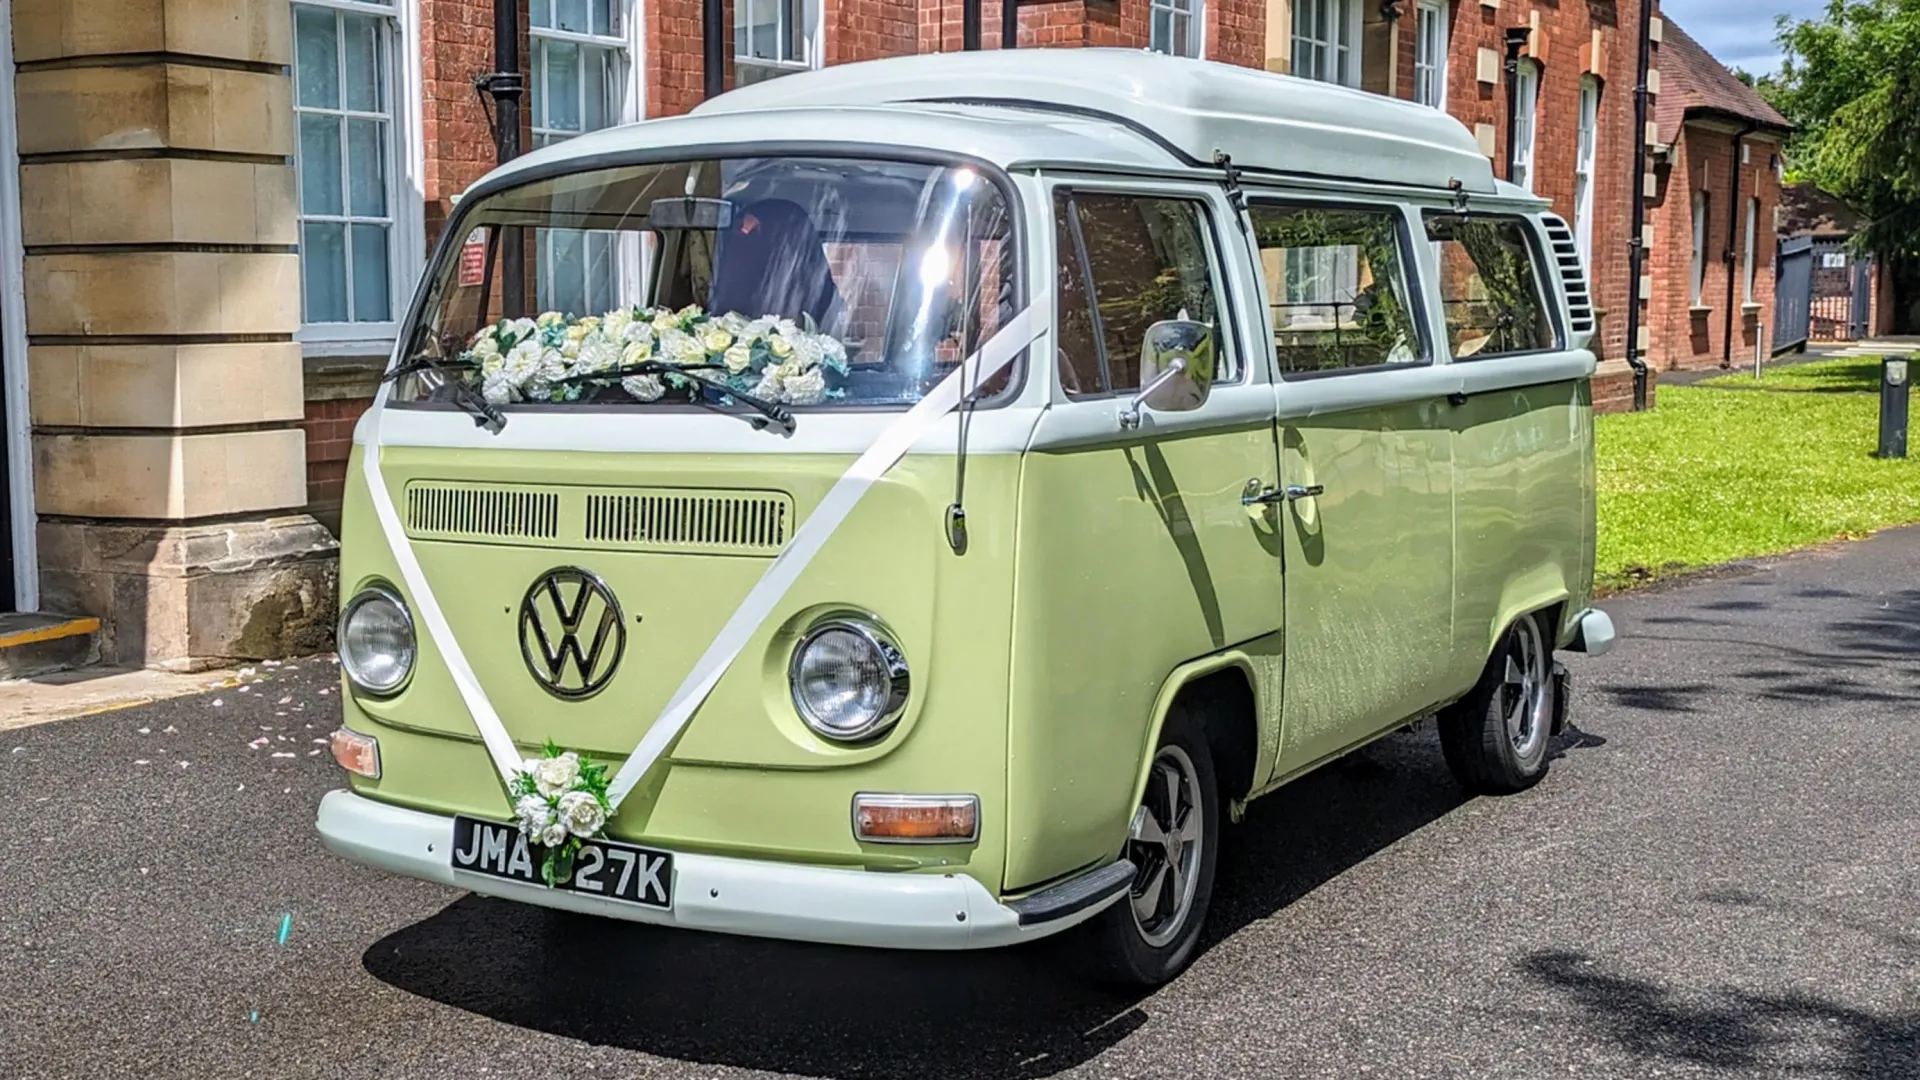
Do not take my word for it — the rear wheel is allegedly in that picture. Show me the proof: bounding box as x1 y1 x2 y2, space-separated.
1438 611 1556 795
1087 706 1220 987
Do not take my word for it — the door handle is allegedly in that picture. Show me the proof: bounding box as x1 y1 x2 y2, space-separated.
1242 480 1323 506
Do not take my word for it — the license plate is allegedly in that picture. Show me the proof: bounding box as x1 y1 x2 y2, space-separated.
450 814 673 909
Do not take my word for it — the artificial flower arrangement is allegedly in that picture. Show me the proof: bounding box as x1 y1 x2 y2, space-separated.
510 741 615 887
460 305 850 408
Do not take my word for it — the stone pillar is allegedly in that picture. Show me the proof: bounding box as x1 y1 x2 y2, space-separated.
13 0 337 669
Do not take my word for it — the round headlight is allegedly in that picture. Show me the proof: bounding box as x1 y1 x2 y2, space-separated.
789 618 910 742
338 585 415 696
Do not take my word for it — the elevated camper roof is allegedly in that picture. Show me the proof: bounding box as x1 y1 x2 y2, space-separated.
693 49 1498 194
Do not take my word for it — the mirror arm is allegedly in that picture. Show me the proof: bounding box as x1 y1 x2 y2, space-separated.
1119 357 1188 430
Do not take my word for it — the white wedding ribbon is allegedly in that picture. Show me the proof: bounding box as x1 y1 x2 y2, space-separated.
604 304 1042 806
360 302 1045 809
361 384 526 784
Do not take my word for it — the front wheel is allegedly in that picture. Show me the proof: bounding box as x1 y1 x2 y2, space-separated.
1438 611 1557 795
1086 706 1220 987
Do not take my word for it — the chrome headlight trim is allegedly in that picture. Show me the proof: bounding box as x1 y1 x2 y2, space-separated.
787 616 911 743
337 582 416 697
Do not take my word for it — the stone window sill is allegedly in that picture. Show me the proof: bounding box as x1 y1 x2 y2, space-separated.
1688 304 1713 317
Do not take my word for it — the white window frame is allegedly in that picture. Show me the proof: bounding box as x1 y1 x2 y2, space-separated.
292 0 426 357
1511 59 1539 192
1413 0 1447 109
1574 77 1599 270
529 1 635 147
528 0 648 315
1150 0 1204 58
736 0 823 81
1691 190 1708 306
1743 196 1759 304
1291 0 1361 87
0 0 38 609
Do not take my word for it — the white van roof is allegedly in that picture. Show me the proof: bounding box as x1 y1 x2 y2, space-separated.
694 49 1498 195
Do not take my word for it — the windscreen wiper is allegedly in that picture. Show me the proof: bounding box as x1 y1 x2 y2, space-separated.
555 361 795 435
384 355 507 435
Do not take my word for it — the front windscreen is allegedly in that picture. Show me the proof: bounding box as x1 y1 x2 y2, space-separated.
392 156 1018 410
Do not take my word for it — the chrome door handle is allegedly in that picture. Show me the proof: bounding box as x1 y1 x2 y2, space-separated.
1284 484 1324 501
1241 479 1286 506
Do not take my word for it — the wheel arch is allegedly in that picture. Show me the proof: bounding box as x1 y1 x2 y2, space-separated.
1123 653 1261 845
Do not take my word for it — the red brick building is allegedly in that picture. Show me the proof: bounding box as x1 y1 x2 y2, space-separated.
293 0 1669 528
1643 19 1790 371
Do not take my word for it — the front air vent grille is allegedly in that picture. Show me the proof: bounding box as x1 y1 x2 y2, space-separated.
406 483 560 541
585 490 793 554
1540 213 1596 340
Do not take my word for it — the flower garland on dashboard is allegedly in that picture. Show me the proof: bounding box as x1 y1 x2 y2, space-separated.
459 305 850 407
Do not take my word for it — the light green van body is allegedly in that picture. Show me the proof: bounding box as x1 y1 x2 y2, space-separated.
323 49 1603 936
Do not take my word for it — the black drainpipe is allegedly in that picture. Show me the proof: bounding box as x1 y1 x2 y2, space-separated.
1001 0 1018 47
704 0 726 98
964 0 982 48
1721 120 1760 368
1501 28 1529 182
1621 0 1655 409
488 0 525 315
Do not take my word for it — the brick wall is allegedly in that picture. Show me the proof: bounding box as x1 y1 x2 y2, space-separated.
1443 0 1643 365
1645 126 1783 370
301 396 370 534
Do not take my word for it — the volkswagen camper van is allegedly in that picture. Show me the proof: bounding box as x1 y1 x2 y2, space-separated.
317 48 1616 985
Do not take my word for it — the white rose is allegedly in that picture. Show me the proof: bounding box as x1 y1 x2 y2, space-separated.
557 790 607 838
751 368 784 402
622 373 665 401
536 311 566 329
538 822 570 849
783 366 827 405
514 794 552 835
602 309 633 341
623 321 655 347
470 336 501 361
481 372 515 405
767 334 795 361
723 342 753 374
504 339 542 376
574 339 620 376
532 752 581 798
651 310 679 332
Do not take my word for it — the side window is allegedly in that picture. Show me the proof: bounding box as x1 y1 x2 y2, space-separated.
1423 213 1557 359
1250 203 1424 375
1053 190 1235 398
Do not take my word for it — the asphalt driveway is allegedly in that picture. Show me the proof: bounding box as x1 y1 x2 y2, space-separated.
3 529 1918 1079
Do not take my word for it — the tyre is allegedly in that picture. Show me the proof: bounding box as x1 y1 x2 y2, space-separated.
1438 610 1557 795
1087 704 1221 987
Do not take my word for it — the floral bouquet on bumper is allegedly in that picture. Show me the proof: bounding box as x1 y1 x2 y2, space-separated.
459 304 851 408
510 741 614 887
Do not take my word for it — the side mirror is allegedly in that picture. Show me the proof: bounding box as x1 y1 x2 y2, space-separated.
1121 319 1216 429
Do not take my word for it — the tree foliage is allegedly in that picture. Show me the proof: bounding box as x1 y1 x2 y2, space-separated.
1773 0 1920 258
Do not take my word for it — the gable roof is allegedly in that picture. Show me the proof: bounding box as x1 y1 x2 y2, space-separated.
1780 182 1861 238
1655 20 1792 144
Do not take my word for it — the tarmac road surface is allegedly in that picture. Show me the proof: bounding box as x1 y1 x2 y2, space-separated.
4 529 1919 1079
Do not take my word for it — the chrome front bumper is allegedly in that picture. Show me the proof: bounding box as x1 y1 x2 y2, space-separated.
316 789 1123 950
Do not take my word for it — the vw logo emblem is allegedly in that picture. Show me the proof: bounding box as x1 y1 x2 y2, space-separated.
517 567 627 700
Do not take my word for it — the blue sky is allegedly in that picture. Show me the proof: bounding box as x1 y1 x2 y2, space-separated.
1660 0 1827 75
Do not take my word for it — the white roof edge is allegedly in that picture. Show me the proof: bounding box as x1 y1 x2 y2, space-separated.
695 49 1499 195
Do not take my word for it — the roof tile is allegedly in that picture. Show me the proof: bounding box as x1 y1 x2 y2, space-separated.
1655 19 1792 144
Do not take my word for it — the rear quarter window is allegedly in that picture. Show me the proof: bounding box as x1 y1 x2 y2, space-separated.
1423 213 1558 359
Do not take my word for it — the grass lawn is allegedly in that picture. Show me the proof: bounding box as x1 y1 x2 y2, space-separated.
1594 355 1920 590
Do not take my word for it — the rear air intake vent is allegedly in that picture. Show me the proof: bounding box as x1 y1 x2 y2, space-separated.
585 490 793 554
1540 213 1596 340
405 483 560 541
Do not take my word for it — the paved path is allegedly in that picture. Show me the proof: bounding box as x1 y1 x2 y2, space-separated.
5 532 1919 1079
